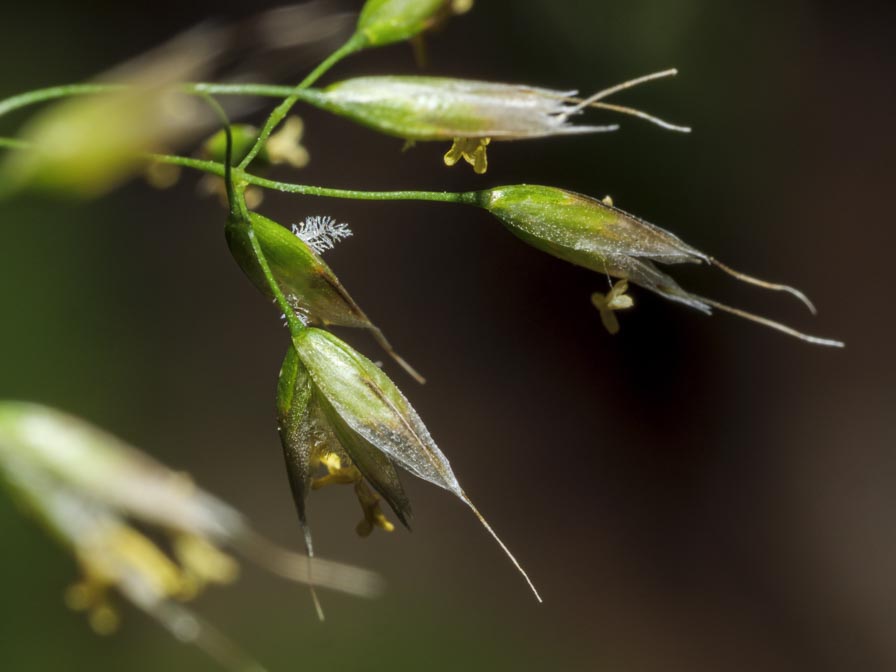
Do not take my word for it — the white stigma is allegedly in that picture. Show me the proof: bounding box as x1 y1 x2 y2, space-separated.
291 216 353 254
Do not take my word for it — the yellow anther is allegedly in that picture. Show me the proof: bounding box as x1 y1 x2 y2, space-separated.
444 137 490 174
355 508 394 537
369 507 395 534
244 186 264 209
591 279 635 334
311 472 352 488
310 452 395 535
65 573 120 634
112 526 185 597
353 481 394 537
320 452 344 472
64 580 100 612
173 535 239 598
266 116 310 169
88 603 120 635
312 452 361 489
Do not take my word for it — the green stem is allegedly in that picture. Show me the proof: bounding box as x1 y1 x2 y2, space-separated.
237 33 366 171
146 153 226 175
247 173 481 205
189 83 299 99
0 138 480 207
147 153 482 206
245 219 307 338
196 93 238 213
0 82 313 122
202 94 307 339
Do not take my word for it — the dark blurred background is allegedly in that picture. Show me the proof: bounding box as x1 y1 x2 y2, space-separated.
2 1 895 670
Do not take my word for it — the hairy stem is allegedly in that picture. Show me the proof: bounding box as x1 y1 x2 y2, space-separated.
246 217 308 339
237 34 366 171
148 153 482 206
192 92 308 342
245 173 482 205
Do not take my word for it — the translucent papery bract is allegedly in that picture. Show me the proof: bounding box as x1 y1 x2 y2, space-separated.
317 393 413 529
300 76 613 141
356 0 451 47
480 184 844 347
227 213 425 382
226 212 374 329
276 345 318 540
294 328 462 497
482 185 712 311
276 345 413 544
294 330 543 599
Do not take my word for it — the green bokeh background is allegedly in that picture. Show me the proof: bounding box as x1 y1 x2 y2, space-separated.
2 1 895 671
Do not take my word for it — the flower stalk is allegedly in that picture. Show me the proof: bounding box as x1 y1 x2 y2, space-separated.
0 12 847 641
